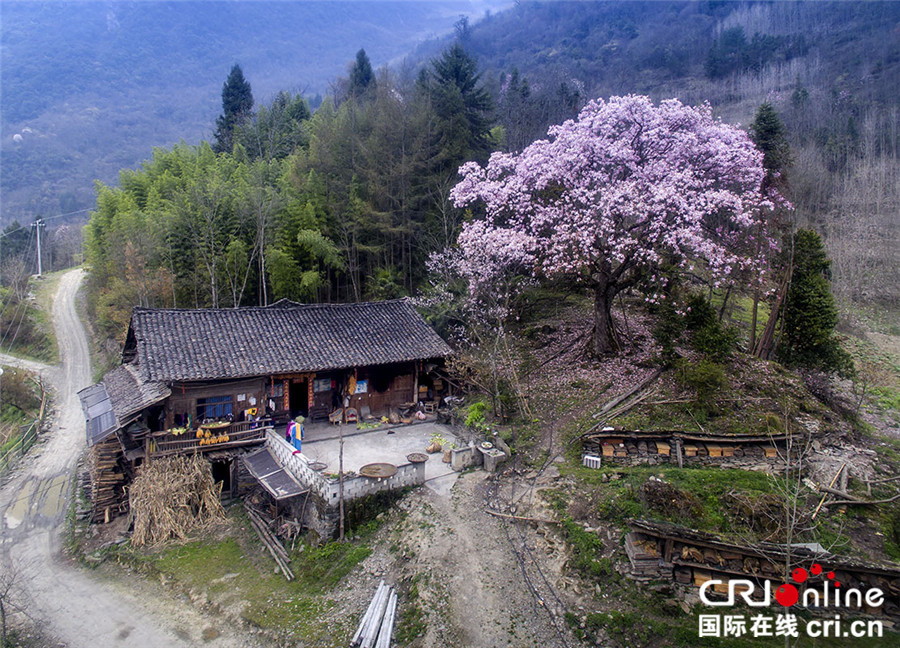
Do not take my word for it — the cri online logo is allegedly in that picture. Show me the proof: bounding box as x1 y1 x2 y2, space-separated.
699 563 885 610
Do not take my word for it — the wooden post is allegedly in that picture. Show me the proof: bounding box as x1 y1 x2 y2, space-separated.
339 424 345 542
412 361 419 404
675 438 683 469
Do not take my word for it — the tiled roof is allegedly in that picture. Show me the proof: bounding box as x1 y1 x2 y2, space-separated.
125 300 451 382
102 364 170 421
77 364 170 445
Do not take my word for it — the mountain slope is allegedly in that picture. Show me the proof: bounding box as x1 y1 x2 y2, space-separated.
0 0 509 224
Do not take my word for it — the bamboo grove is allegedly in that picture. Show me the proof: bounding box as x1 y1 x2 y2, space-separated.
84 46 547 343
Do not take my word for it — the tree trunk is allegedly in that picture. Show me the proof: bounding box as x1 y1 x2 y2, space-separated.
591 280 618 356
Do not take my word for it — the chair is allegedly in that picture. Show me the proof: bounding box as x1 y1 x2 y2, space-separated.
345 407 359 424
329 409 343 425
309 405 329 422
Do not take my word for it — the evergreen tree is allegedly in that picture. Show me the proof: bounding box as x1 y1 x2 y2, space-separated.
749 101 792 354
750 102 792 187
421 43 494 168
778 229 853 376
349 49 376 97
213 64 254 154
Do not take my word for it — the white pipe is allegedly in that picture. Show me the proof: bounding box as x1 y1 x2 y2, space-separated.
352 580 385 647
359 583 389 648
375 591 397 648
361 585 392 648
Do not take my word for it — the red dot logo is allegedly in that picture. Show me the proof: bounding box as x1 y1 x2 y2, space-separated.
792 567 808 583
775 583 799 607
810 563 822 576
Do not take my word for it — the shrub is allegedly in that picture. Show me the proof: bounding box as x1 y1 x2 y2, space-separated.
676 358 726 412
684 293 739 358
464 400 487 428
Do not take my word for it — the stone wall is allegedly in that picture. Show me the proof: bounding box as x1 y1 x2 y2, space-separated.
265 429 425 505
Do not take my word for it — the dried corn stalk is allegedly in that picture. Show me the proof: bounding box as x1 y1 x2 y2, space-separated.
130 454 225 546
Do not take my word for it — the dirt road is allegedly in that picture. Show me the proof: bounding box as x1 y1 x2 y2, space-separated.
0 269 259 648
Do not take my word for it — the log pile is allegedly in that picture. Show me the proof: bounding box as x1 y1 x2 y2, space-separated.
89 436 129 523
351 580 398 648
625 519 900 617
245 503 294 580
130 454 225 546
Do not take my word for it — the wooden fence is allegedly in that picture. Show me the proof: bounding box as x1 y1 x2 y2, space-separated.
0 421 39 477
0 380 46 478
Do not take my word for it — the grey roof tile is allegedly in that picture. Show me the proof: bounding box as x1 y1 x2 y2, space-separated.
125 299 451 382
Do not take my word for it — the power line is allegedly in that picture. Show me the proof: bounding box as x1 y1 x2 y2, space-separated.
0 208 92 241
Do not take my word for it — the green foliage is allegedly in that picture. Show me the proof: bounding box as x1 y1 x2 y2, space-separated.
750 102 792 179
684 294 739 358
779 229 854 376
349 49 376 97
676 358 726 413
0 367 41 424
0 284 56 364
560 518 615 579
419 43 494 170
214 64 254 154
464 400 487 427
651 299 685 365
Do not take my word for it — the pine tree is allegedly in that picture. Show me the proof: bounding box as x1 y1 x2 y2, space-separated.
750 102 792 187
778 229 853 376
749 101 792 354
421 43 494 168
349 49 376 98
213 64 254 154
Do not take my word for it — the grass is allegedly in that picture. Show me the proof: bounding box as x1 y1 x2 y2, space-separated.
559 463 773 533
610 355 839 438
11 270 62 364
394 574 428 644
109 506 376 646
560 517 616 579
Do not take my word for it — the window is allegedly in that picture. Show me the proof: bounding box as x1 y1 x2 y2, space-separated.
197 395 232 420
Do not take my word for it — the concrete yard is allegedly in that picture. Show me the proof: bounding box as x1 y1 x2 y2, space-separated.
298 421 462 495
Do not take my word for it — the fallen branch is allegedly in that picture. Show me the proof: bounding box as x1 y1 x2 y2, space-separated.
485 509 560 525
866 474 900 485
825 493 900 507
592 369 662 419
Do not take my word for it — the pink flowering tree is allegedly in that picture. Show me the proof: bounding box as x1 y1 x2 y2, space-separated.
451 94 777 356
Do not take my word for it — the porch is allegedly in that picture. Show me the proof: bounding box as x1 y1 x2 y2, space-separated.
147 419 271 458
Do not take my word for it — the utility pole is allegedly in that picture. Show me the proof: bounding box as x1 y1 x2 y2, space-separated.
31 218 46 276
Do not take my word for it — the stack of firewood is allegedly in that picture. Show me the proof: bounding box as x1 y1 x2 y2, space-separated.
89 437 128 523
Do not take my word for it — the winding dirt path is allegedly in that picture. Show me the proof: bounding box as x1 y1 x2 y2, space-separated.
0 269 259 648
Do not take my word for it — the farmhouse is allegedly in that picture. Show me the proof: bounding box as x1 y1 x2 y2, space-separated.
77 299 451 523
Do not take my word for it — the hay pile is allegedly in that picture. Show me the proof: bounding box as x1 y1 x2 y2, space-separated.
130 454 225 546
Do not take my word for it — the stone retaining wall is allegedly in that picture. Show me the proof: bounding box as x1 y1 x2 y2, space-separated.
266 429 425 505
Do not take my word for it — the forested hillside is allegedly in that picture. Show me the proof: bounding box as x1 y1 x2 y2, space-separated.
81 1 898 350
0 0 508 224
84 43 500 343
428 0 900 307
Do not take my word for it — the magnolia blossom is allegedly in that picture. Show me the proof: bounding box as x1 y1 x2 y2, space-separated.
450 95 782 354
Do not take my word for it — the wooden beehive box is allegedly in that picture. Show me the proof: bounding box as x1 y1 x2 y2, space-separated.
706 444 724 457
